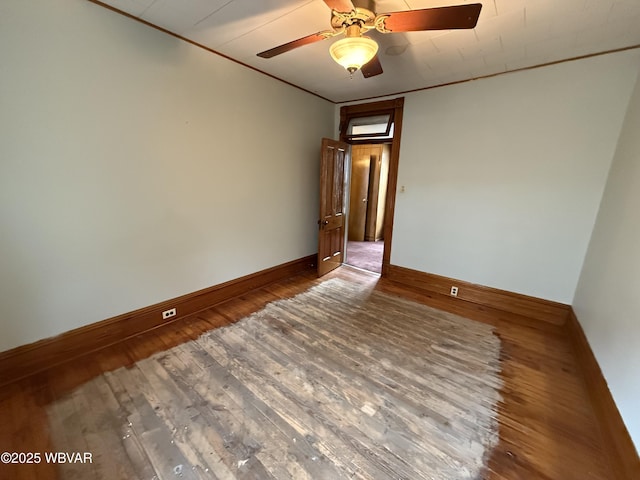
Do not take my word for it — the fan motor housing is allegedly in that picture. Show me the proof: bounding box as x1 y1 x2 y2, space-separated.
331 7 376 30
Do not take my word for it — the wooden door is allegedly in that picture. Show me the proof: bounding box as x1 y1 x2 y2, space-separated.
348 149 370 241
318 138 349 277
364 148 383 241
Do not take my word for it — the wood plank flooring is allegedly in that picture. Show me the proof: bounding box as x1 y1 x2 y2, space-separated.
0 267 614 479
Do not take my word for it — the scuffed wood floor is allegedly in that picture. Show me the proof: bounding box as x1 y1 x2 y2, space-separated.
0 267 613 479
47 278 502 479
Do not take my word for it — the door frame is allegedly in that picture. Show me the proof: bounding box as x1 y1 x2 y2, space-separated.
339 97 404 277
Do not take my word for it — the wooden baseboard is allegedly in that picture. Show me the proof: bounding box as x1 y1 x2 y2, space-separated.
565 309 640 480
386 265 570 325
0 255 316 387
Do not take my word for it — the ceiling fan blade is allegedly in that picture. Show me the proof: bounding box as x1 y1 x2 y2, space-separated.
323 0 355 13
257 32 331 58
380 3 482 33
361 54 383 78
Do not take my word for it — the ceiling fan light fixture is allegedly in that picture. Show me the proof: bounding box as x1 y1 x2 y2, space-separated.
329 35 378 74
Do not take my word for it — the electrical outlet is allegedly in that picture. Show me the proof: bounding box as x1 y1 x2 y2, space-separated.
162 308 177 320
450 286 458 297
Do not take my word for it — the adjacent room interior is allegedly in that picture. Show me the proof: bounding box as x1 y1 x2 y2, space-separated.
1 0 639 479
345 117 392 274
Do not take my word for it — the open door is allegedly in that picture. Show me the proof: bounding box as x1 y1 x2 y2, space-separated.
318 138 350 277
348 148 371 242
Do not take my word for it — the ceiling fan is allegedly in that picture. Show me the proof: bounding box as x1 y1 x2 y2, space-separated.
257 0 482 78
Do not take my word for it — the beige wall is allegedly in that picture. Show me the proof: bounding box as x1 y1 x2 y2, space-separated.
573 68 640 451
0 0 334 352
389 50 640 303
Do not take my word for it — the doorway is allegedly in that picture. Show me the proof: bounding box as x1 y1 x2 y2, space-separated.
317 97 403 278
339 98 403 277
345 143 391 273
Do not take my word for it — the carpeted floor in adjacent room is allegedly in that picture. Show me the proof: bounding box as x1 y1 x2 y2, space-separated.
346 240 384 273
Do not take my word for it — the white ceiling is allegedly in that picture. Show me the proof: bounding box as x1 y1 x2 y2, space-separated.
96 0 640 103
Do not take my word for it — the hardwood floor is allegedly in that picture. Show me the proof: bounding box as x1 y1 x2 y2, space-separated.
0 267 613 479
